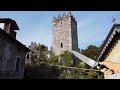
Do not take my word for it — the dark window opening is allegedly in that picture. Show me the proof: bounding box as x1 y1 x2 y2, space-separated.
61 43 63 48
37 48 38 50
61 22 63 27
15 57 21 72
27 54 29 59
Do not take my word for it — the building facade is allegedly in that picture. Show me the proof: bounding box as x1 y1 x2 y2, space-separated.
26 42 49 64
52 12 79 65
52 12 79 55
0 18 30 79
96 24 120 79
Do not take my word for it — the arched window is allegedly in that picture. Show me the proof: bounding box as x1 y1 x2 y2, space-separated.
27 54 29 59
60 22 63 27
61 22 62 25
61 43 63 48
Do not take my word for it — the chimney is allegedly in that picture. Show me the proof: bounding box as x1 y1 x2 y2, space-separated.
4 22 11 33
0 18 19 39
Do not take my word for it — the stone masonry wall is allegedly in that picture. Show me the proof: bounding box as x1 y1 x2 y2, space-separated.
0 31 26 79
52 13 78 56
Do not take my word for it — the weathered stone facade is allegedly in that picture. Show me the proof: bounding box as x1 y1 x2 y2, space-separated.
52 12 79 55
0 18 30 79
26 42 49 64
52 12 79 66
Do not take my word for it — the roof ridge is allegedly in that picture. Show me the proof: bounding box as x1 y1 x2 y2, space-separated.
96 24 120 61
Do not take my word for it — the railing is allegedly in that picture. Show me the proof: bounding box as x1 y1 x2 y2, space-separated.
35 62 100 72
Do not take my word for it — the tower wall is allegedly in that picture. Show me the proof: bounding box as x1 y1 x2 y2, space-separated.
52 12 78 55
52 12 79 66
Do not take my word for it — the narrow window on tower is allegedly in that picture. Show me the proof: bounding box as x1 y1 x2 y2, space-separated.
60 22 62 27
61 43 63 48
0 23 4 30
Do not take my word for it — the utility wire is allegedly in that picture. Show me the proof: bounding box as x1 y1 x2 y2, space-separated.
39 62 101 72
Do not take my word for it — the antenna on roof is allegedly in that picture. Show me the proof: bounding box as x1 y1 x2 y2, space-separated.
112 17 117 24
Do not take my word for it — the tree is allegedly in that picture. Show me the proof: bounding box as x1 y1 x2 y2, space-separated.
60 51 72 66
24 44 104 79
79 45 104 79
48 53 59 65
29 44 48 64
80 45 100 68
81 45 99 60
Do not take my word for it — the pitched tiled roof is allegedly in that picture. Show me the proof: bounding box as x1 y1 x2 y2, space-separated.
96 24 120 62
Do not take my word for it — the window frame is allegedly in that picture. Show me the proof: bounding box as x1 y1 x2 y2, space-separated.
14 56 21 72
60 21 63 27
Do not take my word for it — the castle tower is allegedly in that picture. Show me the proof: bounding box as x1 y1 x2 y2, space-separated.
52 12 79 65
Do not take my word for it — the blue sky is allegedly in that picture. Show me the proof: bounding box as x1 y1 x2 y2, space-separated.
0 11 120 50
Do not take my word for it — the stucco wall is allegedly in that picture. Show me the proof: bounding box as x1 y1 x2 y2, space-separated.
104 35 120 63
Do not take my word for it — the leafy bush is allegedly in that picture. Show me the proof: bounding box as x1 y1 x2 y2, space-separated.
24 44 104 79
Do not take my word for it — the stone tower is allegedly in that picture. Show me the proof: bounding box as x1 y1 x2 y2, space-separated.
52 12 79 58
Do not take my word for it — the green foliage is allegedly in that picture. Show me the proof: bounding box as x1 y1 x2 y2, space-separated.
24 44 104 79
81 45 99 60
48 53 59 65
38 44 47 51
37 56 47 64
79 45 104 79
24 63 60 79
29 44 48 64
80 45 100 68
60 51 72 66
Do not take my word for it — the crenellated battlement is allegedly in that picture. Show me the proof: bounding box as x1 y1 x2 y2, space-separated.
52 12 77 25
